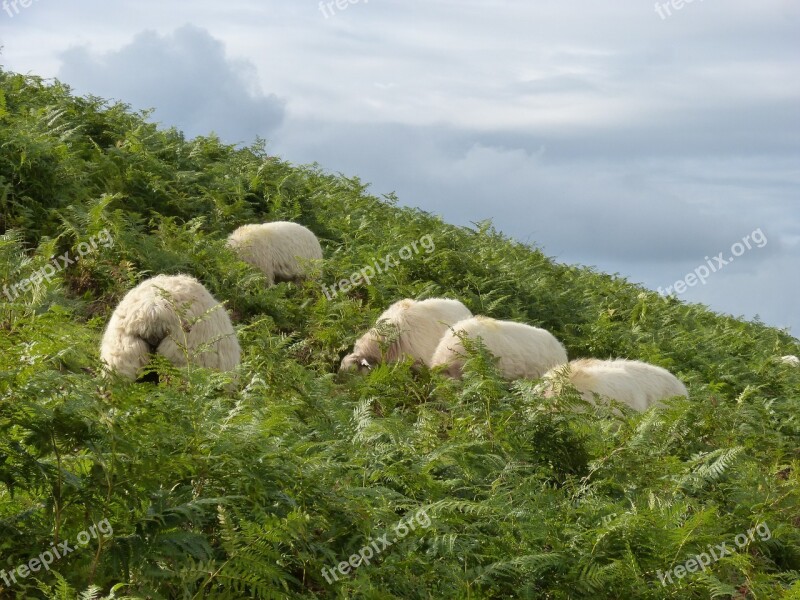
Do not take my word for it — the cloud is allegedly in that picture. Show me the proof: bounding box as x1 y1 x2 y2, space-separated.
4 0 793 334
272 119 796 256
57 24 285 142
271 117 799 332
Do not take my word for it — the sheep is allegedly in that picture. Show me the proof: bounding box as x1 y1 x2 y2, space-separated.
430 316 568 380
539 358 688 412
100 274 241 381
779 355 800 366
340 298 473 372
227 221 323 285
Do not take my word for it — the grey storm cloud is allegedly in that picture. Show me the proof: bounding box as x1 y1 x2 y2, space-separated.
57 24 285 142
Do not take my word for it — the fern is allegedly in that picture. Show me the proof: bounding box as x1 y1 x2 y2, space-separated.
0 64 798 599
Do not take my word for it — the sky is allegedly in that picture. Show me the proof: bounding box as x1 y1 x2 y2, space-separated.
1 0 798 335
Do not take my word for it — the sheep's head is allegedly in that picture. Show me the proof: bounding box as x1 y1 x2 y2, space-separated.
339 354 373 373
532 379 555 398
535 364 574 398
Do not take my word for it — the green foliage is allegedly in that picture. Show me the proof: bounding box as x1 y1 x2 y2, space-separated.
1 67 799 599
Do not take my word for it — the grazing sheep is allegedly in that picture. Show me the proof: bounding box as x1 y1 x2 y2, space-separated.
100 274 240 381
780 355 800 366
340 298 473 372
539 358 688 412
227 221 323 285
430 316 568 380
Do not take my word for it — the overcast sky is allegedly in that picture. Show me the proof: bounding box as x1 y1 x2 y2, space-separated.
2 0 798 335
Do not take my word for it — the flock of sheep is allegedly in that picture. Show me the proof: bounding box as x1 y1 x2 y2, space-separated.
338 297 688 411
99 221 799 412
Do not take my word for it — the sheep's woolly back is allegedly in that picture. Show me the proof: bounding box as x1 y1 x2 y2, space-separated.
541 358 688 412
780 355 800 366
430 316 568 379
100 274 241 380
227 221 323 285
340 298 472 371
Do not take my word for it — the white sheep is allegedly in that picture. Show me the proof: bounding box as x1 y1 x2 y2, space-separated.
340 298 473 372
539 358 688 412
779 355 800 366
227 221 323 285
430 316 568 380
100 274 241 381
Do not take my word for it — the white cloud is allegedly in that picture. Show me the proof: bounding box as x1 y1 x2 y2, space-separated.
57 24 285 142
0 0 797 333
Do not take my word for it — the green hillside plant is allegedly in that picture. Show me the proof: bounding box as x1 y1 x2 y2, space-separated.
1 68 799 599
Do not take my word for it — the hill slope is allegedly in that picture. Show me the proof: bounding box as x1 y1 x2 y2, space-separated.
1 68 799 599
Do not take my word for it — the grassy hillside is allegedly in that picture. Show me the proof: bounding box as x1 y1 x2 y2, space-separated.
1 68 799 600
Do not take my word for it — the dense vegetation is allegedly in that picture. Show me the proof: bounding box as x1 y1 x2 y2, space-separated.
1 67 799 600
